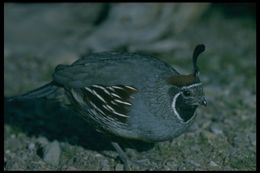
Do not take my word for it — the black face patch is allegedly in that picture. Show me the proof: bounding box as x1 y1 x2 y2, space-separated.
175 93 197 123
182 89 192 97
172 81 205 123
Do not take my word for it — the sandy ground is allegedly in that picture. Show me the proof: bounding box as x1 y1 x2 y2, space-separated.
4 3 256 171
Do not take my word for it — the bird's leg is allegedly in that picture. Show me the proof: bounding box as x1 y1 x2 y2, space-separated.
111 142 129 171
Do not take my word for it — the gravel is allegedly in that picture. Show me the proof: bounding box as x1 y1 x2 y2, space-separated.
4 3 256 171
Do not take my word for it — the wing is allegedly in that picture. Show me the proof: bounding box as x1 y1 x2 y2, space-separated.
68 84 138 124
53 52 178 89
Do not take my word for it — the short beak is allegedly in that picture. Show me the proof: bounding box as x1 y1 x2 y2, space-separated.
200 97 207 106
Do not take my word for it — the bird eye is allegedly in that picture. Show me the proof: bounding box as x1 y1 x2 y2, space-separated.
183 90 191 96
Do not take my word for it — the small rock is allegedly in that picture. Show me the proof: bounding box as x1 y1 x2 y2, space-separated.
37 136 49 146
115 163 124 171
248 133 256 147
43 140 61 166
209 161 218 167
10 134 16 138
100 159 110 171
252 140 256 147
189 160 201 167
67 166 77 170
4 157 7 170
94 153 103 158
202 131 216 140
210 125 223 135
5 150 10 154
28 143 35 151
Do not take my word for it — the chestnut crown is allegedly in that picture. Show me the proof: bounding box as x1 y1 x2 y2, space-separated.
167 44 205 87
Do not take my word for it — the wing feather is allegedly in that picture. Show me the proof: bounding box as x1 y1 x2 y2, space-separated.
70 84 137 124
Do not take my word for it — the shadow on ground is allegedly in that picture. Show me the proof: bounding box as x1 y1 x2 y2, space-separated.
4 98 154 153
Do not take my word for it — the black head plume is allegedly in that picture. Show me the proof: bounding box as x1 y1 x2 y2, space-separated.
167 44 205 87
192 44 205 77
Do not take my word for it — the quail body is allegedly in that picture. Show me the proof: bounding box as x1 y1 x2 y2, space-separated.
8 44 207 170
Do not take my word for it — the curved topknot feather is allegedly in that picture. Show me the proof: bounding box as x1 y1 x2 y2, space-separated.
192 44 205 77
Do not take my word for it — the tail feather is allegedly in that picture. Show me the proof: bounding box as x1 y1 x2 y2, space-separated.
7 81 62 102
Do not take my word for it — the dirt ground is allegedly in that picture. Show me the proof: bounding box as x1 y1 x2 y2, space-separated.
4 3 256 171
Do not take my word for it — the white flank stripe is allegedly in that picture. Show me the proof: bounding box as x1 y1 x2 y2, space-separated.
85 87 93 93
112 86 124 90
125 85 137 91
111 101 118 105
90 109 97 116
114 99 131 106
106 105 115 111
112 111 128 118
103 89 111 95
102 105 128 118
92 85 105 89
89 101 105 115
92 85 111 95
108 87 115 92
92 90 106 103
111 93 121 99
101 88 111 95
103 105 114 112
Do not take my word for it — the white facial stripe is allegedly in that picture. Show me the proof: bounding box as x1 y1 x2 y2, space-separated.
172 92 182 122
181 83 202 90
171 92 196 124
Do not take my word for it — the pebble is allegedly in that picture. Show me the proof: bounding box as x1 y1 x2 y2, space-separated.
210 125 223 135
252 140 256 147
10 134 16 139
189 160 201 167
202 131 216 139
28 143 35 151
4 157 7 170
66 166 77 170
5 150 10 154
37 136 49 146
115 163 124 171
94 153 103 158
100 159 110 171
43 140 61 166
248 133 256 147
209 161 218 167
